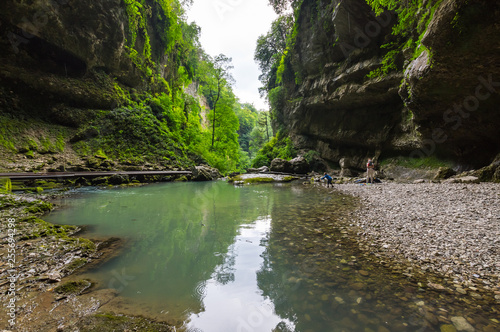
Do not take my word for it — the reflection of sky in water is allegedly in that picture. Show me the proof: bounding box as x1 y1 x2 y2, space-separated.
187 217 295 332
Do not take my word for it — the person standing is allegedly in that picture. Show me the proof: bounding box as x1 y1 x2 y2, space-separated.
321 172 333 188
366 158 375 184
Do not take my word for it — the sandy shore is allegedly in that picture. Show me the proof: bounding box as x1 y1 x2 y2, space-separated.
334 182 500 292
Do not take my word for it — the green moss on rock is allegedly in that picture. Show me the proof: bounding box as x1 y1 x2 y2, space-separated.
54 280 92 295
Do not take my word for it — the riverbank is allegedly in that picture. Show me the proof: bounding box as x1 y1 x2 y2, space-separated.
0 193 175 331
333 182 500 297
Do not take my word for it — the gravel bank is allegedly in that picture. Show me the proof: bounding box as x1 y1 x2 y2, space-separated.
335 183 500 289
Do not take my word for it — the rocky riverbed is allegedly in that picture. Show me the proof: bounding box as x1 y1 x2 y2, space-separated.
333 182 500 294
2 181 499 332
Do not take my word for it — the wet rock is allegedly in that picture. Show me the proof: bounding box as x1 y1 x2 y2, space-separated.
358 270 370 277
109 174 129 185
191 165 221 181
335 296 345 304
377 327 390 332
91 177 109 186
41 271 62 283
483 325 499 332
425 312 439 326
350 282 366 291
441 325 458 332
428 282 446 291
340 317 358 329
451 317 475 332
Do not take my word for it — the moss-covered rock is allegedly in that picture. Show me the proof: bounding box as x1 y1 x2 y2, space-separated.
434 167 457 180
73 313 174 332
54 280 92 295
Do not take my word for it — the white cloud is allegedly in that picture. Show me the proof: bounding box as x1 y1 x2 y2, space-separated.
187 0 277 110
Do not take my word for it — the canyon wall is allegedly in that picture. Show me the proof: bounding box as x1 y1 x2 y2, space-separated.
279 0 500 170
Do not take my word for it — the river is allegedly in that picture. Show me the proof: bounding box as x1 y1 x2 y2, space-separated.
45 181 494 332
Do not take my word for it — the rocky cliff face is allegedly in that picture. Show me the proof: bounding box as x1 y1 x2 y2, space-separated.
0 0 170 125
280 0 500 170
0 0 199 172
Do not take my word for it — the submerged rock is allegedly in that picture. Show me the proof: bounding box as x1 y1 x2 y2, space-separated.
451 317 475 332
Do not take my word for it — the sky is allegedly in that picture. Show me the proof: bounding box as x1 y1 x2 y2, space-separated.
186 0 278 110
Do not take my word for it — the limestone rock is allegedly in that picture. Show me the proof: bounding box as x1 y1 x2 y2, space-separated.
441 325 458 332
444 176 480 184
270 158 292 173
289 156 310 174
451 317 475 332
276 0 500 169
434 167 456 181
247 166 269 173
191 165 221 181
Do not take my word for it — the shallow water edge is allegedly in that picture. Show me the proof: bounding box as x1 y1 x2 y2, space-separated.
1 181 499 332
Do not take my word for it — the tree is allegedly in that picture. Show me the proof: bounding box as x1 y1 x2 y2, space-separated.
235 103 259 153
267 0 299 14
254 14 294 96
204 54 234 150
249 110 273 158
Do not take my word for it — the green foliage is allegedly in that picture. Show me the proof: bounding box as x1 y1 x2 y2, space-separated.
255 14 294 93
235 103 259 153
366 0 444 78
367 48 399 78
380 156 452 169
251 132 296 168
24 201 53 214
268 0 302 14
268 86 285 115
0 178 12 193
74 105 190 167
248 111 273 159
303 150 320 164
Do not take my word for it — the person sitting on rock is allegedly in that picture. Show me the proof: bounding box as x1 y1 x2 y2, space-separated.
366 158 375 184
321 172 333 188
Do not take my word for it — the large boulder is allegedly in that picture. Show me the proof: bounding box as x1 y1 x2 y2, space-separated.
191 165 221 181
289 156 310 174
270 158 292 173
247 166 269 173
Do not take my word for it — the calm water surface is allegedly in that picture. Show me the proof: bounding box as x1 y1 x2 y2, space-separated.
46 181 496 332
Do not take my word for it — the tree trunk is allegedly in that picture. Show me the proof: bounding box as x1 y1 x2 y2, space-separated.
211 84 222 149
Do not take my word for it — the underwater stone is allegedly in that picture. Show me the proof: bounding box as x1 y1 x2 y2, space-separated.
451 317 475 332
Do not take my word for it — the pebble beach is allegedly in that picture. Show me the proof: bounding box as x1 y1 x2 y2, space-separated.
335 183 500 291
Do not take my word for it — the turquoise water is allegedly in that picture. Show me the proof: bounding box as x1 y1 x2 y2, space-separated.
45 181 496 332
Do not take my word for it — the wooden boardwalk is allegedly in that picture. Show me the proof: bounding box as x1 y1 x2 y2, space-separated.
0 171 192 180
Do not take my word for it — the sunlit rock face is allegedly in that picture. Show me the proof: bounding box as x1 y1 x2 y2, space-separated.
280 0 500 169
